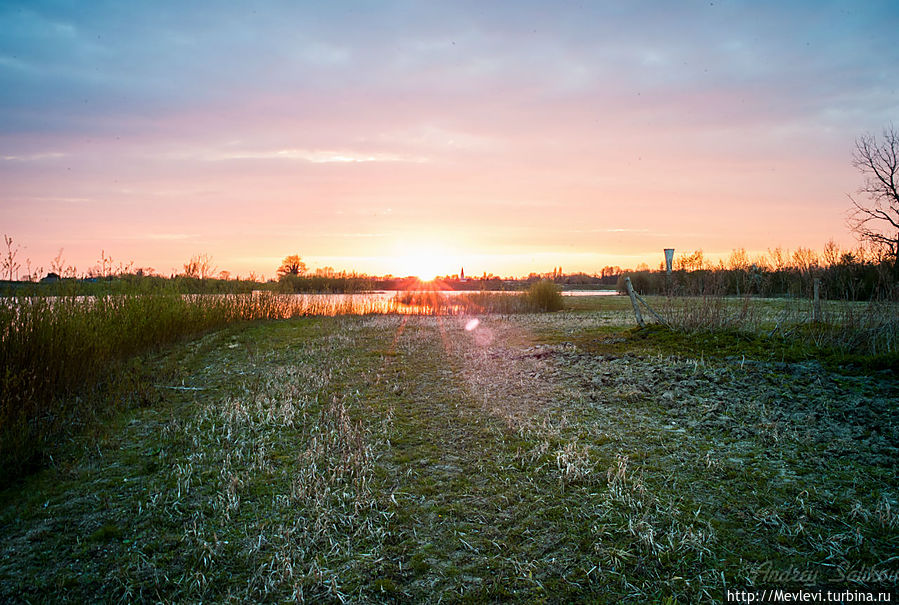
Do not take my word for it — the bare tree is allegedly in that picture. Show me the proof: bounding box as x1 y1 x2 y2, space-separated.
726 248 750 271
676 249 706 272
183 253 217 279
822 239 842 268
791 247 819 277
277 254 307 278
848 125 899 277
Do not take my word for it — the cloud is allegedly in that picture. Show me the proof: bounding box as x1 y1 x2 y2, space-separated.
324 232 390 238
205 148 425 164
146 233 194 241
3 1 897 141
1 152 65 161
563 228 651 234
103 232 196 241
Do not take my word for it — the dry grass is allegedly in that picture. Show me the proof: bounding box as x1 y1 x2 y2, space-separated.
629 294 899 359
0 289 555 484
0 302 896 602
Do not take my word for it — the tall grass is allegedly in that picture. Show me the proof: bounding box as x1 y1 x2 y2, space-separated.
650 293 899 360
1 288 566 483
0 291 347 481
655 295 759 333
776 298 899 357
391 287 568 314
1 293 272 481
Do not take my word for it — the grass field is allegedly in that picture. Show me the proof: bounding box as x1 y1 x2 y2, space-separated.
0 296 897 602
0 289 544 481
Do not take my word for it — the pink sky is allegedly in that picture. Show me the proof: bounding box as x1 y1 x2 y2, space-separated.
2 2 897 279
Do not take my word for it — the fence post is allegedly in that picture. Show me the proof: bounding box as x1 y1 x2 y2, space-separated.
812 278 821 323
625 277 645 328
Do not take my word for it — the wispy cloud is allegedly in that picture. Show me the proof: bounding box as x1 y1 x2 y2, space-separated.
180 147 426 164
146 233 194 241
107 233 196 241
324 232 390 238
29 195 92 203
1 152 66 161
227 149 423 163
564 228 652 234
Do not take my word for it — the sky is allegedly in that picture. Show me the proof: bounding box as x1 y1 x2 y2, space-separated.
1 1 898 279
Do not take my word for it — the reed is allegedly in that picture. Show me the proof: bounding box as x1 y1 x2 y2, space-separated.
1 287 562 482
391 290 537 314
526 279 564 312
0 291 329 479
0 292 253 480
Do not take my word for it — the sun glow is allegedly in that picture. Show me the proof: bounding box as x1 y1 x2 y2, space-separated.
394 242 456 282
404 256 441 282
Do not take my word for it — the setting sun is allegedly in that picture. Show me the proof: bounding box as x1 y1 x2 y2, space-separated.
394 243 457 282
400 255 442 282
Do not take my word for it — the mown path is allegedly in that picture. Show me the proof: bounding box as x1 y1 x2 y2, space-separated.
1 314 897 603
358 315 611 601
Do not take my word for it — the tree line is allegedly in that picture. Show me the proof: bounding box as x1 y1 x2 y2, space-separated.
620 241 897 300
622 124 899 300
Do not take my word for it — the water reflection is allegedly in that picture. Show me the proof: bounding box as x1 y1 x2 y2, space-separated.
3 289 619 321
264 289 618 316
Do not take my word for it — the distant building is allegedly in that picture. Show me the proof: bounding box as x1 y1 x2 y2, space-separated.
40 272 60 283
459 267 467 282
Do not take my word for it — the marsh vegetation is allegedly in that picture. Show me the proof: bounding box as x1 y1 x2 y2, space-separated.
0 287 566 480
0 292 896 602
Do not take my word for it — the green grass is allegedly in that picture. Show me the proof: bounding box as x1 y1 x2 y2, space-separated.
563 294 899 371
568 324 899 374
1 288 569 485
0 291 371 483
1 307 896 602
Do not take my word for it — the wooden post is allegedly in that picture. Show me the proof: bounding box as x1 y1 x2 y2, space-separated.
625 277 645 328
633 290 670 327
813 278 821 323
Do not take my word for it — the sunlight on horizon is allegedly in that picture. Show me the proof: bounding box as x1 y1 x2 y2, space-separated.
1 2 895 279
390 241 459 281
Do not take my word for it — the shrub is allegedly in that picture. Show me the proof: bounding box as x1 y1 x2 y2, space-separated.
527 280 564 312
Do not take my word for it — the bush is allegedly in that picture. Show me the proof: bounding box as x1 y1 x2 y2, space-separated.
527 280 564 312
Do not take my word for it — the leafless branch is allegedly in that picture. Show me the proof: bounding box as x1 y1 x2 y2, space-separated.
847 125 899 268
